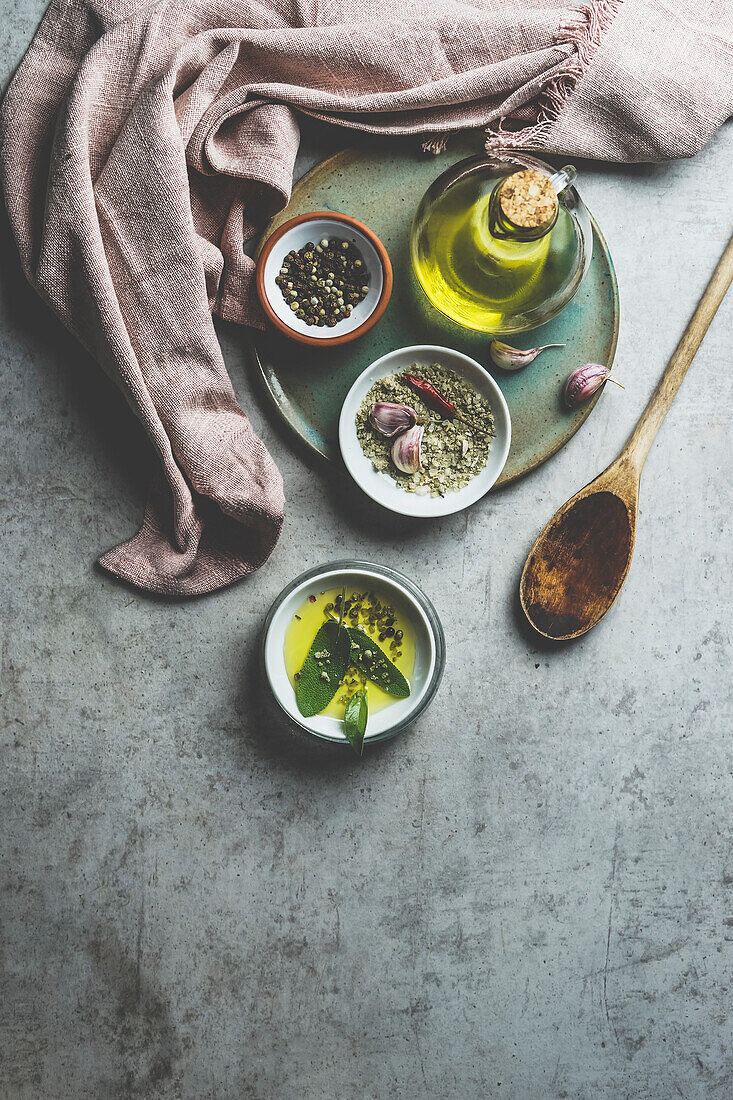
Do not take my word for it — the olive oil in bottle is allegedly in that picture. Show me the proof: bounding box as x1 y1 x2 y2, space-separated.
411 164 581 333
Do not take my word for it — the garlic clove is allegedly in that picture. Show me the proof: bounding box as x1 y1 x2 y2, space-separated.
369 401 418 437
563 363 624 409
391 424 424 474
489 339 565 371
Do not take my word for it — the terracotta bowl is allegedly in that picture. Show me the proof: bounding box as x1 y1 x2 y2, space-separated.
255 211 393 347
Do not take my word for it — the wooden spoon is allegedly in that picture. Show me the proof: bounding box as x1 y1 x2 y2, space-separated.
520 232 733 641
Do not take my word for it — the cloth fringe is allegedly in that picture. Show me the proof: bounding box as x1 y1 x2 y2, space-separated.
486 0 623 152
421 135 450 155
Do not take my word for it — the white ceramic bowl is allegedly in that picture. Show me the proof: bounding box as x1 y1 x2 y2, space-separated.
255 212 393 347
338 344 511 517
260 561 445 746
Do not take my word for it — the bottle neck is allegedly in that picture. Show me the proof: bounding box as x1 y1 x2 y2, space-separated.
469 166 578 272
487 181 557 243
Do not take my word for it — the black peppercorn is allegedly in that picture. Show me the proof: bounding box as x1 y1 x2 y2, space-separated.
274 237 370 329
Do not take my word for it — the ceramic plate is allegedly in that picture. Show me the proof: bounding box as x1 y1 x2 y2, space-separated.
250 133 619 485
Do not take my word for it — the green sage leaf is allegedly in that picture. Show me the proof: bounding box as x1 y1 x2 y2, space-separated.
295 619 351 718
346 626 410 698
343 687 368 755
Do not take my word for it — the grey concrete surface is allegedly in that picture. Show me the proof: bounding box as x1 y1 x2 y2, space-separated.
2 7 733 1098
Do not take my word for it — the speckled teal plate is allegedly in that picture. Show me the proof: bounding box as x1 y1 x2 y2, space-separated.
251 135 618 485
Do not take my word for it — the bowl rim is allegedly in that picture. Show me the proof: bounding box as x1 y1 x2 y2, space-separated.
259 560 446 746
338 343 512 518
255 211 393 347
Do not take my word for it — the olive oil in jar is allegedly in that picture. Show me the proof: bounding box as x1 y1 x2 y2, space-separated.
411 165 580 333
283 587 416 717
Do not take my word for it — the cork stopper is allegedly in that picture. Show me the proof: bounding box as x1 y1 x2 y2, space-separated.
498 169 557 230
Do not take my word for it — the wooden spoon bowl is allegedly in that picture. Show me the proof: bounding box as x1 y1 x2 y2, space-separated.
520 233 733 641
520 460 637 640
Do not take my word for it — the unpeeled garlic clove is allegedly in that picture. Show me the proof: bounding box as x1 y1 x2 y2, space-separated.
489 339 565 371
369 401 417 437
563 363 623 409
391 424 424 474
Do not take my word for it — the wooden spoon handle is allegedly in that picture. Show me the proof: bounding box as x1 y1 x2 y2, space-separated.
623 232 733 471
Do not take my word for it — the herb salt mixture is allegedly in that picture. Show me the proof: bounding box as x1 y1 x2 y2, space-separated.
356 363 495 496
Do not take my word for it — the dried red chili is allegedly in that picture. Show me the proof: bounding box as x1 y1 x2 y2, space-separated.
402 373 457 418
401 370 492 437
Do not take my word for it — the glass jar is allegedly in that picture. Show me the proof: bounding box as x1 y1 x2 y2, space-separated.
410 153 593 335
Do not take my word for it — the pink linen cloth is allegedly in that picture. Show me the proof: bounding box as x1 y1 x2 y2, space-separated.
1 0 731 595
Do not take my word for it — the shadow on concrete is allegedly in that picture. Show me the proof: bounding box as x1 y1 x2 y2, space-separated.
0 205 154 516
233 639 410 777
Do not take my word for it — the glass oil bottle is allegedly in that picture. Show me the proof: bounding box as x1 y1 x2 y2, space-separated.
410 157 591 335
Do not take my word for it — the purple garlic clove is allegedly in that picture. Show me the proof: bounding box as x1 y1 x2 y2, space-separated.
369 401 418 438
391 424 424 474
490 340 565 371
563 363 623 409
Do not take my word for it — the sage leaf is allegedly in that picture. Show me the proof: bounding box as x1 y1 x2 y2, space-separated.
343 687 368 755
347 626 410 698
295 619 351 718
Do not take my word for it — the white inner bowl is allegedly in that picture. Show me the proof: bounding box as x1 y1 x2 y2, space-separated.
262 564 442 744
262 216 385 339
339 344 511 518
